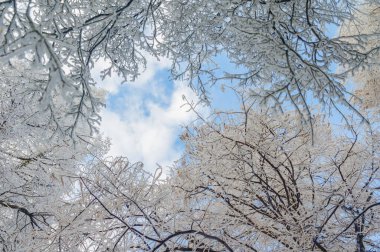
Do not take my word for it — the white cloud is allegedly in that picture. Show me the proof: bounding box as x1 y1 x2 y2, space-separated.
100 82 197 175
93 52 198 175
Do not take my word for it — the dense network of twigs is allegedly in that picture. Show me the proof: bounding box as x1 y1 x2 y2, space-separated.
0 0 380 251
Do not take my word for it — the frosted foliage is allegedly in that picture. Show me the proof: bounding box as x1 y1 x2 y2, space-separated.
340 4 380 111
64 110 380 251
355 76 380 111
1 0 380 251
0 60 109 251
159 0 380 122
171 112 380 251
2 0 380 128
0 0 159 136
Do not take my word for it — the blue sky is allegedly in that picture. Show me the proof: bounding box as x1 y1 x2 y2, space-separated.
92 51 244 175
92 22 360 175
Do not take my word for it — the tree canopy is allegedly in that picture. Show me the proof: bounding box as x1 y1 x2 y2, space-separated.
0 0 380 251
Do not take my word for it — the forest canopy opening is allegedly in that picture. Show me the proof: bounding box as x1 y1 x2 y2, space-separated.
0 0 380 251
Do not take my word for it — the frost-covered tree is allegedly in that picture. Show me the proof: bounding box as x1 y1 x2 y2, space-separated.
0 59 110 251
77 157 168 251
77 151 239 252
2 0 380 127
340 3 380 113
1 0 380 251
0 0 159 136
170 109 380 251
159 0 380 123
74 107 380 251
